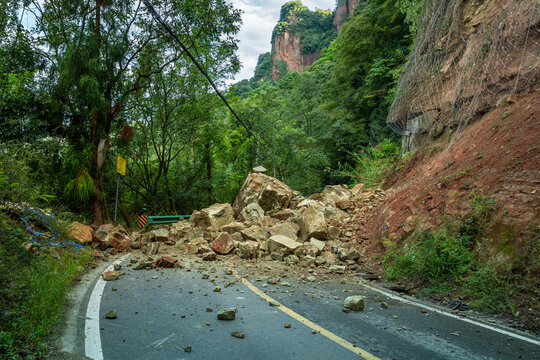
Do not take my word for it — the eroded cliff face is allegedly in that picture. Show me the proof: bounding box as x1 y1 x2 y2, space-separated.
387 0 540 153
333 0 362 31
271 31 319 81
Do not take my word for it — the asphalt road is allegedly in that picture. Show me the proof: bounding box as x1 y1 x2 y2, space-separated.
61 256 540 360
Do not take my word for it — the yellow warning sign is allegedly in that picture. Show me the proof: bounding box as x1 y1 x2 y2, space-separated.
117 156 126 176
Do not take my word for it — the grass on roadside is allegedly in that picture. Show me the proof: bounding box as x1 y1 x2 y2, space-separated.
383 195 518 315
0 213 93 359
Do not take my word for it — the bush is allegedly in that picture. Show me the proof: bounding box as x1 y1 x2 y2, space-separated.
334 139 401 188
0 214 92 359
464 265 513 314
386 225 476 286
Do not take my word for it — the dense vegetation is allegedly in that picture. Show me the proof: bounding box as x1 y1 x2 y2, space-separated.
1 0 425 223
272 1 336 54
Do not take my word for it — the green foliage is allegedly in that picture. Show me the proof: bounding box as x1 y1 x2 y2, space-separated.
0 214 93 359
464 265 513 314
383 197 518 315
395 0 427 39
253 52 273 82
386 225 476 285
333 139 401 188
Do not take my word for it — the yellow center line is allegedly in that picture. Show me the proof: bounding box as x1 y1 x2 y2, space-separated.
232 270 381 360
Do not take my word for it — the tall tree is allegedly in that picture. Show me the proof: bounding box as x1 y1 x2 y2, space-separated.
23 0 240 224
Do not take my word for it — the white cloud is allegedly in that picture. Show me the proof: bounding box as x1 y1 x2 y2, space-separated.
228 0 336 83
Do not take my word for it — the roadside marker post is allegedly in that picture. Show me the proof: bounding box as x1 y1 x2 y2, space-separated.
114 156 126 222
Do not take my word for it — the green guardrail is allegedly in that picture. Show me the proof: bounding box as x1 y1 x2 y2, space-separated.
137 215 190 228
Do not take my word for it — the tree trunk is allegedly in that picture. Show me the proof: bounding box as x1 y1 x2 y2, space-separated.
205 142 213 206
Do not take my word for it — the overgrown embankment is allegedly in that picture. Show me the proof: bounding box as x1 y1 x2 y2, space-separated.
0 173 93 359
357 91 540 330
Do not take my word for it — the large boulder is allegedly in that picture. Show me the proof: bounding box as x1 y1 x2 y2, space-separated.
211 233 236 255
233 173 293 216
220 222 246 234
240 225 268 242
268 222 299 241
267 235 303 254
344 296 365 311
320 185 353 204
170 220 192 239
238 203 265 222
153 229 169 242
298 205 327 241
70 221 93 244
191 203 235 230
95 224 130 251
184 237 210 254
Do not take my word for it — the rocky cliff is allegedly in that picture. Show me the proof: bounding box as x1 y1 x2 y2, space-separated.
387 0 540 153
269 1 335 81
271 28 320 81
333 0 362 31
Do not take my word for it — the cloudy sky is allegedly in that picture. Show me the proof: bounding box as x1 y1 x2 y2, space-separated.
228 0 336 82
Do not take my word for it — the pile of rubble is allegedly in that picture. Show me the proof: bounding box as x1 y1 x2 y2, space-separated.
72 169 386 272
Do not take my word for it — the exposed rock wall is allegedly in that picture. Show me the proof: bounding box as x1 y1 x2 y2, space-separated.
333 0 362 31
271 31 319 81
387 0 540 153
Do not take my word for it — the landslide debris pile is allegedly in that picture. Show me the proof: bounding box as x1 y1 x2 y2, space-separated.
75 169 385 272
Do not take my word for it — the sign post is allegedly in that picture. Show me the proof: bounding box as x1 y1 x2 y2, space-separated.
114 156 126 222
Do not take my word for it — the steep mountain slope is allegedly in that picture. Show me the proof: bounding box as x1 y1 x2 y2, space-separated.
270 1 335 80
353 0 540 329
387 0 540 153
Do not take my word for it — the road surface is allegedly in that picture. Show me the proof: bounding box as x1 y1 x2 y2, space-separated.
57 255 540 360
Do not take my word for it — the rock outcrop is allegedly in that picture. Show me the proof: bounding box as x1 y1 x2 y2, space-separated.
387 0 540 153
333 0 362 31
271 30 320 81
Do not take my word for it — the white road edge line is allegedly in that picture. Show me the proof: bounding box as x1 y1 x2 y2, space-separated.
85 255 129 360
361 283 540 346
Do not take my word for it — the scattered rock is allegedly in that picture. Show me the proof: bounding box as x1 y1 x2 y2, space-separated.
153 228 169 242
102 271 120 281
213 286 221 293
201 252 217 261
381 302 388 309
344 296 365 311
252 166 267 173
211 233 236 255
269 300 280 307
237 240 259 259
148 242 160 255
70 221 93 244
155 256 178 268
329 265 346 274
231 331 245 339
96 224 131 251
217 308 237 320
284 323 292 328
105 310 117 319
184 346 192 353
21 241 34 251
